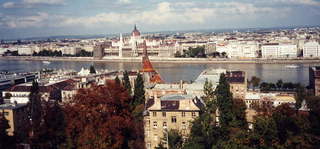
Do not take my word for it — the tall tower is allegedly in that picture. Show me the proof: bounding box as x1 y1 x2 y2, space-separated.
140 40 164 84
119 33 123 57
131 24 140 57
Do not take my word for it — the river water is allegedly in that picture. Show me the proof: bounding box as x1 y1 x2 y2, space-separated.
0 60 318 86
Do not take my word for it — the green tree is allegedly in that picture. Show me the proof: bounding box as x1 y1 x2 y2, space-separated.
34 101 67 149
122 71 132 95
28 80 43 147
295 84 306 109
231 99 248 129
89 65 96 74
215 73 234 128
174 51 182 58
133 73 145 107
158 130 183 149
250 76 261 91
276 79 283 90
115 76 121 85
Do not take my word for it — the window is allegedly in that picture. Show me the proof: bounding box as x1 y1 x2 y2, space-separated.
162 112 166 117
181 112 185 117
147 143 151 149
153 121 157 128
171 116 177 123
152 112 157 117
163 122 167 128
3 112 9 116
182 122 186 129
192 112 196 117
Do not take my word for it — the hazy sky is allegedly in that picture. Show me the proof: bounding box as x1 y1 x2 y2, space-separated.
0 0 320 39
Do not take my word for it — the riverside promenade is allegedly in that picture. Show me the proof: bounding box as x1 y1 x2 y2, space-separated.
1 56 320 64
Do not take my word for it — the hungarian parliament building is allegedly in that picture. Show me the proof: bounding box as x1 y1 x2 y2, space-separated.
93 25 214 59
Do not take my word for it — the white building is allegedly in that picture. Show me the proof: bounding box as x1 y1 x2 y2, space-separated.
17 45 33 55
303 41 320 58
261 43 298 58
216 41 258 58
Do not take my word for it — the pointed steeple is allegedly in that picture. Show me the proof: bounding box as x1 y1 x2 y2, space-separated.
140 40 164 83
141 40 155 72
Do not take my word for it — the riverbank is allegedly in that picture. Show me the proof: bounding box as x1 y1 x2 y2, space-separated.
1 56 320 64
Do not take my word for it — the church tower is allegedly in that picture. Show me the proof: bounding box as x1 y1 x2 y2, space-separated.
131 24 141 57
119 33 123 57
140 40 164 84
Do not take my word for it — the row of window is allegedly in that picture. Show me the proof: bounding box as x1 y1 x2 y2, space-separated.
152 112 196 117
153 120 187 129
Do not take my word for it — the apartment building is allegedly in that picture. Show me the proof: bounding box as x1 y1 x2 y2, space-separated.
303 41 320 58
309 66 320 96
261 43 298 58
0 103 28 137
144 94 203 149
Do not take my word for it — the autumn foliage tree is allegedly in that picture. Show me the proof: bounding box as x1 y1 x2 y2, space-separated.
64 81 144 149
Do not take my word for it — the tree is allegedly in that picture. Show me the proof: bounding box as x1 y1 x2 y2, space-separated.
115 76 121 85
215 73 234 128
295 84 306 109
0 114 15 149
202 79 217 118
28 80 42 142
276 79 283 90
122 71 132 96
250 76 261 91
89 65 96 74
174 51 182 58
133 73 145 107
4 93 12 99
64 82 144 149
231 99 248 129
158 130 183 149
34 101 67 149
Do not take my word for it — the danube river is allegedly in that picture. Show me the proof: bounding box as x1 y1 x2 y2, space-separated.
0 60 318 86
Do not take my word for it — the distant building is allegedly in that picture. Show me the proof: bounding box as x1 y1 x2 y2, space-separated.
244 92 296 108
303 41 320 58
144 94 203 149
226 71 247 99
309 66 320 96
0 103 28 137
93 44 104 59
2 79 76 104
261 43 298 58
216 41 259 58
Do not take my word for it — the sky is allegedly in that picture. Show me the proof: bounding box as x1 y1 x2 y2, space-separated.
0 0 320 39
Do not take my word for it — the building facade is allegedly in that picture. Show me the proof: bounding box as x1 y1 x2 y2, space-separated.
303 41 320 58
144 94 203 149
0 103 28 137
309 66 320 96
261 43 298 58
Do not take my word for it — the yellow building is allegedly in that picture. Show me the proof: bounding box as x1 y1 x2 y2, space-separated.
144 94 203 149
0 103 28 137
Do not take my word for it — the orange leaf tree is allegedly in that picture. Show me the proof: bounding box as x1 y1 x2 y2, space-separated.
64 82 144 149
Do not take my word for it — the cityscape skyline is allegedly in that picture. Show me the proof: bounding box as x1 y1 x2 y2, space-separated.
1 0 320 39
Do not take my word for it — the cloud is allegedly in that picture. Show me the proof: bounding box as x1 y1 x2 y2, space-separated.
2 2 16 8
118 0 131 4
280 0 320 6
1 12 49 28
2 0 66 8
22 0 65 5
56 1 290 28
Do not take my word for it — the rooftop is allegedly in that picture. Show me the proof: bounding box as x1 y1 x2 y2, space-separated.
0 103 28 110
160 94 193 101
